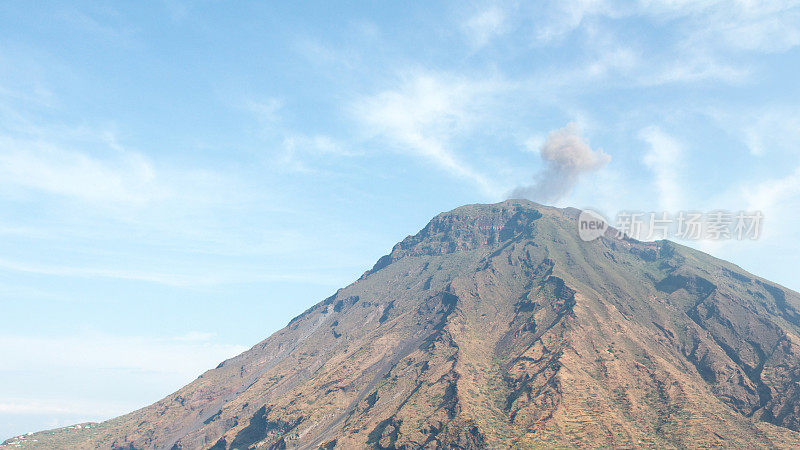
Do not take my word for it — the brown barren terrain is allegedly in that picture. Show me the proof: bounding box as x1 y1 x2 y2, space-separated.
6 200 800 449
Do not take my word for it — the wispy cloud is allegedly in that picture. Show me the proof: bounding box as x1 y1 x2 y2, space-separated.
0 99 296 252
0 104 252 216
0 256 346 288
352 72 505 196
241 98 356 173
520 0 800 54
244 98 284 129
476 0 797 89
530 0 621 44
277 133 360 173
639 55 750 85
740 108 800 156
0 135 161 206
743 165 800 217
0 332 247 425
56 7 139 49
640 126 685 212
0 332 246 374
666 0 800 54
463 5 507 47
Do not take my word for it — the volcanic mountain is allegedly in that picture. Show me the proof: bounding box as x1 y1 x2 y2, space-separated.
6 200 800 449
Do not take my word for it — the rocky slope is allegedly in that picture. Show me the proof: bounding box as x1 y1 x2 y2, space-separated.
5 199 800 448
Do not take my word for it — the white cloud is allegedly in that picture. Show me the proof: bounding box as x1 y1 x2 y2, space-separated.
574 31 750 86
245 98 283 128
0 332 245 375
722 13 800 53
283 134 350 157
532 0 619 43
0 256 197 286
640 55 750 85
521 40 748 92
278 133 359 172
495 0 798 89
241 98 357 173
674 0 800 54
0 399 125 417
0 135 161 206
584 46 640 78
0 256 345 287
0 331 247 433
352 72 504 196
640 126 685 212
600 0 800 59
523 134 546 153
57 8 138 48
0 105 296 258
463 6 507 47
743 166 800 215
743 110 800 156
704 106 800 157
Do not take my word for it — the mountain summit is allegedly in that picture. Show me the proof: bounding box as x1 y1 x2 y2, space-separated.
6 200 800 449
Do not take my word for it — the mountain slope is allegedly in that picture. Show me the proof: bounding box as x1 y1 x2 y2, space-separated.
6 200 800 448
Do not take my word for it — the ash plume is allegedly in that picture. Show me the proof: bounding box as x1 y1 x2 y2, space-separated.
510 123 610 203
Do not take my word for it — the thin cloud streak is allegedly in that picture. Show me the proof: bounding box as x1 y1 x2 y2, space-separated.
352 72 506 197
641 126 685 212
0 257 346 288
0 135 161 206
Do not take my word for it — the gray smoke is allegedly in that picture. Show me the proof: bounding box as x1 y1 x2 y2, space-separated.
510 123 610 203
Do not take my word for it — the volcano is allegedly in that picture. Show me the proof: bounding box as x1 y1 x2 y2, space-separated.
6 200 800 449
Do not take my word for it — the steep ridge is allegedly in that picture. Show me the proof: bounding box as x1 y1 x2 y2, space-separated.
5 200 800 449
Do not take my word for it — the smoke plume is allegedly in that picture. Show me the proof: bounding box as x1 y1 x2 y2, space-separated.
510 123 610 203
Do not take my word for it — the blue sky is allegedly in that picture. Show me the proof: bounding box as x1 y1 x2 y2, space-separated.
2 0 800 439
